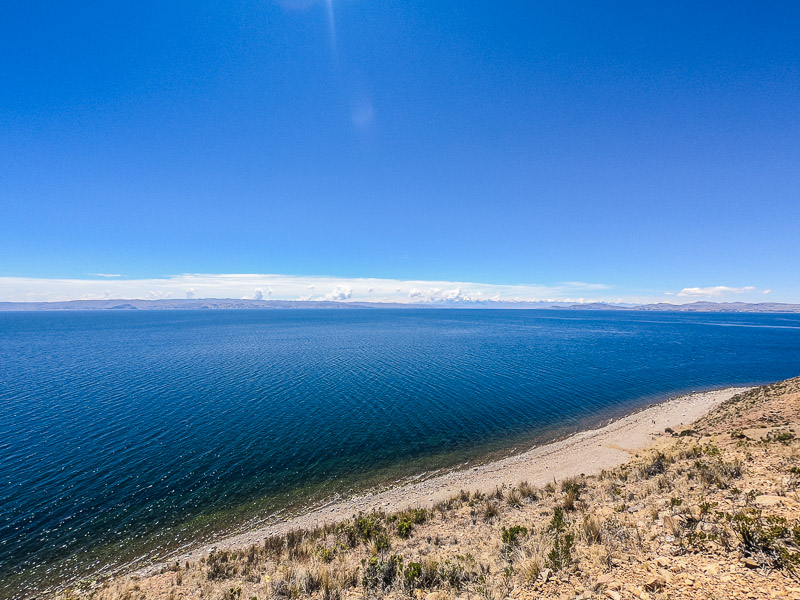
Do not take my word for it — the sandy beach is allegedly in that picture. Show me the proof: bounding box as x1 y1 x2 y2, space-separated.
154 385 749 571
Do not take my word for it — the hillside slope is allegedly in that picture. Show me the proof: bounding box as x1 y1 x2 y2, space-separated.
60 378 800 600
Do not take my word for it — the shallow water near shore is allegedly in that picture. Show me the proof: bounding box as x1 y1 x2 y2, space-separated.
2 309 800 597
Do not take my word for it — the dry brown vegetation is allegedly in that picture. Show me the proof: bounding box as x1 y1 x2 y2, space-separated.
56 378 800 600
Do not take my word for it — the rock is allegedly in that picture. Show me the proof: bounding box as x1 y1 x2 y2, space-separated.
644 575 665 591
755 495 783 507
703 564 718 575
425 593 442 600
595 573 614 587
657 568 673 584
605 591 621 600
540 568 552 583
655 556 670 568
742 558 760 569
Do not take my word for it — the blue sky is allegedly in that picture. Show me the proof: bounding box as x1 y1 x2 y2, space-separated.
1 2 798 303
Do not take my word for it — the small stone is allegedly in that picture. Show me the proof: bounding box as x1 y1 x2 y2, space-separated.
631 589 652 600
540 568 552 583
605 591 621 600
703 564 718 576
742 558 760 569
655 556 670 568
595 573 614 587
425 593 442 600
644 575 664 592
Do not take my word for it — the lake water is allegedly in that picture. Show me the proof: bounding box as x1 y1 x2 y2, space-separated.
2 309 800 597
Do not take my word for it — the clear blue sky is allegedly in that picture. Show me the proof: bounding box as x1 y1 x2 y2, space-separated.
1 2 799 303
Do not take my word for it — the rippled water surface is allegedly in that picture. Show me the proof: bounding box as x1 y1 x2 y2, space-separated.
2 309 800 596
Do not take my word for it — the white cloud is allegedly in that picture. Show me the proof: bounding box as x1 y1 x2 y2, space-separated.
763 289 772 295
324 285 352 301
677 286 755 298
147 290 172 300
408 287 483 303
88 273 121 278
1 272 727 305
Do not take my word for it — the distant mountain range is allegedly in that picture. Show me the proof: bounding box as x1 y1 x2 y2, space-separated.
1 299 799 312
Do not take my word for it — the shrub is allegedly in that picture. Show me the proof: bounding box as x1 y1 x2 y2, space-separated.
479 499 500 522
546 507 574 571
547 531 574 571
362 554 403 590
264 535 284 556
403 562 423 588
561 480 582 511
518 480 537 500
406 508 429 524
582 516 601 545
370 531 391 554
355 512 384 543
505 487 523 508
501 525 528 547
396 519 413 538
316 546 334 562
691 457 743 488
641 452 669 478
206 551 236 581
222 586 242 600
731 511 800 572
764 430 795 443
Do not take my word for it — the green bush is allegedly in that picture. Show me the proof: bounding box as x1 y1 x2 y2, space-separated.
501 525 528 547
362 554 403 590
731 510 800 572
396 519 413 538
546 507 574 571
403 561 423 588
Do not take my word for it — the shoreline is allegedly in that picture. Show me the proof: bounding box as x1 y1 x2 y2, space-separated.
138 385 750 576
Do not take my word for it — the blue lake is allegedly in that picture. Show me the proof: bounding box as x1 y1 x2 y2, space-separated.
1 309 800 597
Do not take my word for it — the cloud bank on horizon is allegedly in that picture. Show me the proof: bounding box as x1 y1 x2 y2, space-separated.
0 274 777 305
